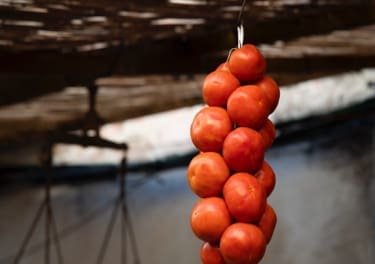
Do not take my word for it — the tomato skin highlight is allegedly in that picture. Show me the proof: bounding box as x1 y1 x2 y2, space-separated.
228 44 266 83
222 127 264 173
255 161 276 197
227 85 269 129
223 172 266 223
190 107 233 152
200 242 226 264
202 70 240 107
256 76 280 114
220 223 266 264
187 152 230 198
190 197 232 243
258 204 277 244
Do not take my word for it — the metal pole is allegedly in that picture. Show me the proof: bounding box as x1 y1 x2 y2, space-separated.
120 156 126 264
44 143 52 264
13 201 46 264
50 207 64 264
120 155 140 264
96 198 120 264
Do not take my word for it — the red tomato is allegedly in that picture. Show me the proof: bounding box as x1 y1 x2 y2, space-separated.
191 107 233 152
223 173 266 223
202 70 240 107
191 197 232 243
227 85 269 129
228 44 266 83
258 118 276 150
256 76 280 113
255 161 276 197
258 204 277 244
222 127 264 173
220 223 266 264
200 242 226 264
187 152 230 198
216 62 231 72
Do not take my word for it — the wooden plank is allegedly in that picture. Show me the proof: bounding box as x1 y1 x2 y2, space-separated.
3 2 375 63
0 1 373 51
1 48 374 108
0 76 204 140
0 63 374 141
1 22 375 109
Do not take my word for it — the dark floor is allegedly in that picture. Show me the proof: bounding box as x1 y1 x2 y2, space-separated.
0 120 374 264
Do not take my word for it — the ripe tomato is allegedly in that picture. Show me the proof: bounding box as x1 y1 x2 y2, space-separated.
216 62 231 72
256 76 280 114
220 223 266 264
258 204 277 244
258 118 276 150
200 242 226 264
223 173 266 223
191 107 233 152
228 44 266 83
222 127 264 173
187 152 230 198
191 197 232 243
227 85 269 129
202 70 240 107
255 161 276 197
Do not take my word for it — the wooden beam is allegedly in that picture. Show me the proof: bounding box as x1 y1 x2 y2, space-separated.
1 51 374 107
0 13 375 109
0 4 374 78
0 74 66 106
0 76 203 140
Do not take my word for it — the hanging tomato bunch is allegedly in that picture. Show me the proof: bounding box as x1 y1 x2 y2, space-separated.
187 44 279 264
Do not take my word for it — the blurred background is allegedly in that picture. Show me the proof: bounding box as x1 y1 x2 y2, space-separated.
0 0 375 263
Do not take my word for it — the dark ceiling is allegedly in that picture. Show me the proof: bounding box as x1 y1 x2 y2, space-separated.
0 0 371 53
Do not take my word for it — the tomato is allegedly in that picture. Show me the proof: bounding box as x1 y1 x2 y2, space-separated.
223 173 266 223
189 44 279 260
191 107 233 152
258 118 276 150
258 204 277 244
202 70 240 107
200 242 226 264
187 152 230 198
228 44 266 83
222 127 264 173
227 85 269 129
191 197 232 243
216 62 231 72
256 76 280 114
220 223 266 264
255 161 276 197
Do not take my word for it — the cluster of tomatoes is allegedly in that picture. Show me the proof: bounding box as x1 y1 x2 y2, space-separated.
187 44 280 264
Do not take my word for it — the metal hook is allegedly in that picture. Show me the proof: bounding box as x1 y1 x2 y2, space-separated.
237 24 244 48
237 0 248 48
